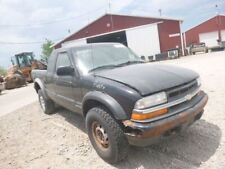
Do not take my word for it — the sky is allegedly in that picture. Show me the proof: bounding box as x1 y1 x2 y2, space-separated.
0 0 225 68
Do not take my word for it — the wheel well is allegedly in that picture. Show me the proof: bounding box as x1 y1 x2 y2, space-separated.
83 99 105 117
34 82 41 93
83 99 126 131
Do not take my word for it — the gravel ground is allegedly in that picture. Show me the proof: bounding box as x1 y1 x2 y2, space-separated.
0 52 225 169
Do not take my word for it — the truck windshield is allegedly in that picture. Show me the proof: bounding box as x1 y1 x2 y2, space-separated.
74 44 143 74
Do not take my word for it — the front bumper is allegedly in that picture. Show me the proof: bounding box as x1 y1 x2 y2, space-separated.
123 91 208 146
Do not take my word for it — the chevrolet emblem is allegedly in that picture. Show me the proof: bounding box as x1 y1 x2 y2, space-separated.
185 94 193 100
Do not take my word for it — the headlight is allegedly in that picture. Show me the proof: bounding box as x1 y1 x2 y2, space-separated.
197 77 201 86
134 92 167 110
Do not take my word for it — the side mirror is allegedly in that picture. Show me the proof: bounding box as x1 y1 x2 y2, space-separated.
56 66 74 76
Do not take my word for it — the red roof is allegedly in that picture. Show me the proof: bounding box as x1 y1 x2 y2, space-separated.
54 13 182 48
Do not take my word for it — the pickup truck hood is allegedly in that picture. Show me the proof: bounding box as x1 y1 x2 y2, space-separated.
95 63 199 96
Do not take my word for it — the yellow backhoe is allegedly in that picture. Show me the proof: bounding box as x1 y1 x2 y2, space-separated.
5 52 47 89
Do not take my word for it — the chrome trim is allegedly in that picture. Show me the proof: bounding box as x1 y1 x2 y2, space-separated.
75 101 82 108
133 87 200 114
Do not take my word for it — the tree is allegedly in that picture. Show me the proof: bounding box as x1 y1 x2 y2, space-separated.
41 39 54 62
0 66 7 76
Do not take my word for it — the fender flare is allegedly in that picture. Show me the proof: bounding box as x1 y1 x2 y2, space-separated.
82 91 128 120
34 78 47 98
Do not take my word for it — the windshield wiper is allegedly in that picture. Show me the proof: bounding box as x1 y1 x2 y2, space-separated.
89 61 144 72
89 64 119 72
117 60 144 67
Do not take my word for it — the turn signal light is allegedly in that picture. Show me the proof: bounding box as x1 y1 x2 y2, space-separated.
131 108 168 121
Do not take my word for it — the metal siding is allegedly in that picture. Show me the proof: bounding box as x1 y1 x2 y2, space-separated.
185 15 225 46
56 14 182 53
158 20 182 52
61 39 87 48
221 29 225 41
126 24 160 56
62 15 161 44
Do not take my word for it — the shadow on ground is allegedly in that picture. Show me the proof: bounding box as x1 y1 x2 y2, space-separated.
56 108 221 169
55 107 86 133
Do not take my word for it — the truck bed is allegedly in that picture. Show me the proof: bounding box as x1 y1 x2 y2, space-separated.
32 70 47 81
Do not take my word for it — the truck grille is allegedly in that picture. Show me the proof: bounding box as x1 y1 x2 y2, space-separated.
167 80 198 102
131 79 200 123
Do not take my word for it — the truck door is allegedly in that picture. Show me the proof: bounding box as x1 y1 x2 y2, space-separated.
54 52 77 111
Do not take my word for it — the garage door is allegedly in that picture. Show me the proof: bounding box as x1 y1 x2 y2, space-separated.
199 31 218 48
87 31 127 46
221 30 225 41
126 24 160 57
62 39 87 48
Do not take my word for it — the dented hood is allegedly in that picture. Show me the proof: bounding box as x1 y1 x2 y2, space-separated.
95 63 199 96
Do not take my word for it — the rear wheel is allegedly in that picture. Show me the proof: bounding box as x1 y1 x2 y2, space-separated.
38 90 55 114
86 107 129 164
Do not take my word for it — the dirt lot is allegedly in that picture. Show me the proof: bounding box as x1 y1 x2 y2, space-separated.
0 84 37 117
0 52 225 169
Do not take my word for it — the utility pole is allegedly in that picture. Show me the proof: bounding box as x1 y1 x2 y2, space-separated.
158 9 162 16
215 4 219 15
108 0 111 13
108 0 114 30
215 4 221 42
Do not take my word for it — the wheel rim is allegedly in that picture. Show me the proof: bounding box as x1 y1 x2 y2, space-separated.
39 95 46 111
92 121 109 149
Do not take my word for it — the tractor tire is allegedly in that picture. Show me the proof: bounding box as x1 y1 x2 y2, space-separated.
86 107 129 164
38 90 55 115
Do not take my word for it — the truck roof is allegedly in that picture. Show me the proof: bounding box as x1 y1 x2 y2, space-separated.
54 43 124 52
15 52 33 56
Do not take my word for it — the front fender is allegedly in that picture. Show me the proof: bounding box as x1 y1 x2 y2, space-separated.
82 91 128 120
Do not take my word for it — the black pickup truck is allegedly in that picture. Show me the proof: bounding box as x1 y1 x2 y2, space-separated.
32 43 208 164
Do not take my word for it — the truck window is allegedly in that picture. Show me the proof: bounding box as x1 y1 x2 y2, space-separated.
56 52 71 70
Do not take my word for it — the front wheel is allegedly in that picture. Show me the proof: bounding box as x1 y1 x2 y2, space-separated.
86 107 129 164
